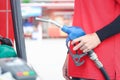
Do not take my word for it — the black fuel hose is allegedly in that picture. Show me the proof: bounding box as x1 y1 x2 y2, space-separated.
100 67 110 80
88 50 110 80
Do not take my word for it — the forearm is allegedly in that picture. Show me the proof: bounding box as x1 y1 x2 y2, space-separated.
96 15 120 42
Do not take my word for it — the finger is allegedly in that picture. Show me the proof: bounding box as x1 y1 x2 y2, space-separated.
73 40 85 50
80 44 87 51
71 37 83 45
64 76 70 80
83 48 90 53
63 69 68 79
63 73 70 80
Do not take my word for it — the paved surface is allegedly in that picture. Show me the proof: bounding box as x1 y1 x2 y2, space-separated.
25 38 67 80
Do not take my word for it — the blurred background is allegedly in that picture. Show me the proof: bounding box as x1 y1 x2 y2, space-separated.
20 0 74 80
21 0 74 39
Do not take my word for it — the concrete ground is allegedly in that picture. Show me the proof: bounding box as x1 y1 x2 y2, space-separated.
25 38 67 80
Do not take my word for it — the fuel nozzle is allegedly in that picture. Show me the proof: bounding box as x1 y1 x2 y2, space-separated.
35 17 85 40
61 25 85 40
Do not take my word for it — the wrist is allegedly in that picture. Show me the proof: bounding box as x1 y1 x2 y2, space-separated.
93 33 101 43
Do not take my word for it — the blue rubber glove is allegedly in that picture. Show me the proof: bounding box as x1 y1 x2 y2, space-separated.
61 25 85 47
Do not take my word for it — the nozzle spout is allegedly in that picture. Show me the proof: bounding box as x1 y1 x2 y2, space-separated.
35 17 63 28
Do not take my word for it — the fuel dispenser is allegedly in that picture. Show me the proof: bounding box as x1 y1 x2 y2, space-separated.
0 0 38 80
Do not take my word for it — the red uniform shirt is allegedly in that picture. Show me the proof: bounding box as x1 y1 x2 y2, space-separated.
68 0 120 80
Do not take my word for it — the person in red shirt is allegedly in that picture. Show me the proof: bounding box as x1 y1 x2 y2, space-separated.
63 0 120 80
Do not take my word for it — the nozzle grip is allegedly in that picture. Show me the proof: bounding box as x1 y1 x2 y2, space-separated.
61 25 85 40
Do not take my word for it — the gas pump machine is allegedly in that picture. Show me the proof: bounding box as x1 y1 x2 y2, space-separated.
0 58 37 80
0 36 37 80
0 0 38 80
